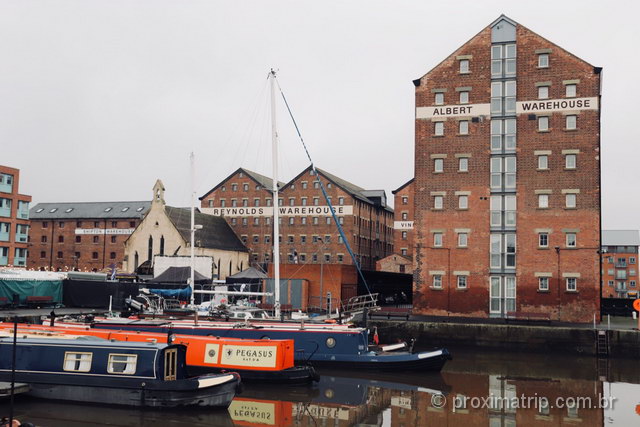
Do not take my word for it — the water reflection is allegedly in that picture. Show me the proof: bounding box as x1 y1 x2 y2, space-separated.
1 348 638 426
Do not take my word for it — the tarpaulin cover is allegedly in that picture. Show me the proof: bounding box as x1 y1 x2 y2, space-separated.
149 286 192 301
62 280 140 310
0 280 63 304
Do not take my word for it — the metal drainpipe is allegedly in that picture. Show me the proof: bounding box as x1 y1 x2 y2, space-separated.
103 219 107 269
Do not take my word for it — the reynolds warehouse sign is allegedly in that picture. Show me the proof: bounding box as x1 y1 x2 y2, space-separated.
202 205 353 217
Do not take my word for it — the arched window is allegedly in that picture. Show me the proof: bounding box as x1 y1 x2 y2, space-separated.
160 236 165 256
148 236 153 262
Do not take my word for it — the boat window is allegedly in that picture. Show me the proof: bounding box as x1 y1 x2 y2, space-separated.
326 337 336 348
107 354 138 374
63 352 93 372
164 348 177 381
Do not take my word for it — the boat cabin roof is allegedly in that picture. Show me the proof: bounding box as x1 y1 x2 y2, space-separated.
0 336 171 350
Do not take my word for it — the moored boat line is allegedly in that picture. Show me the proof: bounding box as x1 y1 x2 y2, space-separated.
0 322 319 384
0 335 241 408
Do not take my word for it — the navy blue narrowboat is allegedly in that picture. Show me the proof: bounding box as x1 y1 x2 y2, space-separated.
81 318 451 372
0 336 241 408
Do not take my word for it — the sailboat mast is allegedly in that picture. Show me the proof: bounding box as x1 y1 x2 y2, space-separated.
270 69 281 319
189 151 196 306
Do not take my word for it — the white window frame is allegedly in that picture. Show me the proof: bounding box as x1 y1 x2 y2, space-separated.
63 352 93 372
459 91 469 104
538 233 549 248
107 354 138 375
566 233 577 247
434 158 444 173
566 115 577 130
434 121 444 136
538 277 549 291
433 196 443 210
458 157 469 172
537 86 549 100
458 232 468 247
538 194 549 209
566 277 577 292
433 233 443 247
432 275 442 289
538 53 549 68
538 116 549 131
537 155 548 170
565 154 577 169
459 120 469 135
565 194 577 209
459 59 469 74
434 92 444 105
458 195 468 210
565 84 577 98
456 275 468 289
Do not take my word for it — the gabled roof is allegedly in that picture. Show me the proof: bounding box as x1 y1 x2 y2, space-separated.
392 178 414 194
30 201 151 219
602 230 640 247
413 14 600 86
199 167 285 200
165 206 248 252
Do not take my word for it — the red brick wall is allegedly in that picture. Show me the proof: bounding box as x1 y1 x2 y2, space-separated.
393 180 415 258
201 168 394 271
27 218 141 272
413 21 601 322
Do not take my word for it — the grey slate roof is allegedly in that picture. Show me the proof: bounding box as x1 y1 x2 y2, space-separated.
199 167 285 200
30 201 151 219
602 230 640 247
165 206 248 252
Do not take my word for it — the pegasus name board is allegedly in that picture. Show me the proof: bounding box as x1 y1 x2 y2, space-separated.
220 344 277 368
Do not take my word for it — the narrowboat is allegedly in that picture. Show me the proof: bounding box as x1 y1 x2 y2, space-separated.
0 335 240 408
54 317 452 371
0 323 318 384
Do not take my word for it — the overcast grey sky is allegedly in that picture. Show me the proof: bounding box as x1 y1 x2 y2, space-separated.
1 0 638 229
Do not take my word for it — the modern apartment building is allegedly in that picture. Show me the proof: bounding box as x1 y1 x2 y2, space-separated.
413 16 601 322
0 165 31 267
601 230 639 299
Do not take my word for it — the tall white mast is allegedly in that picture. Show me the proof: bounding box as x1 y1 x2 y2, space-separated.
270 69 281 319
189 151 196 306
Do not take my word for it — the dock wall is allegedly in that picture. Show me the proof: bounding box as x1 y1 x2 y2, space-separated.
368 320 640 358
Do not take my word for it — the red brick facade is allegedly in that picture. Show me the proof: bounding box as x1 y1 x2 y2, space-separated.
0 165 31 267
200 167 394 271
413 16 601 322
27 202 149 272
392 179 415 259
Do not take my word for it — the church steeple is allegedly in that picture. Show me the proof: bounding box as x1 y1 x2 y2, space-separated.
152 179 165 205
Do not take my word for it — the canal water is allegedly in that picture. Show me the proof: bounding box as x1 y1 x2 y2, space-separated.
1 346 638 426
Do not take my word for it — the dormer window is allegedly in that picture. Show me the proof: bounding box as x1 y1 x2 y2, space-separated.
104 207 112 212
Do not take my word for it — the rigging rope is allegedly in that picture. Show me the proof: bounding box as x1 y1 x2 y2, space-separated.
273 78 373 298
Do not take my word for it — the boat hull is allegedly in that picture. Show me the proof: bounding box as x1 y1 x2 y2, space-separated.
188 364 319 384
309 349 452 371
0 372 240 408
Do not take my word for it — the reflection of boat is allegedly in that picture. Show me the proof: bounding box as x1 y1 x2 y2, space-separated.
5 397 236 427
0 335 240 408
0 322 317 384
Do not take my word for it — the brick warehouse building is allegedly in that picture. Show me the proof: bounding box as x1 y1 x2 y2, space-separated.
200 166 394 271
28 201 150 271
413 15 601 323
0 165 31 267
392 178 415 259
